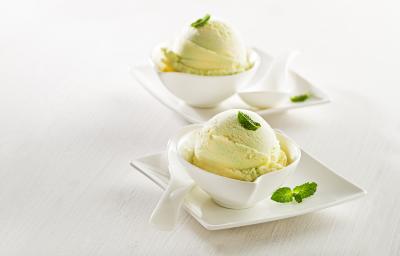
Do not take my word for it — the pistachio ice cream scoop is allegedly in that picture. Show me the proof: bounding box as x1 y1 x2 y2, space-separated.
191 109 288 181
158 14 253 76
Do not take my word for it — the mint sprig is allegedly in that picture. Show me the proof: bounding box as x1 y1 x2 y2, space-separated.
271 182 317 203
290 94 310 103
293 182 318 202
271 187 293 203
237 111 261 131
191 14 211 28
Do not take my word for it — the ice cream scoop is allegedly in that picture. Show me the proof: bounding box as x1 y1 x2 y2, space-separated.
157 15 253 76
190 109 287 181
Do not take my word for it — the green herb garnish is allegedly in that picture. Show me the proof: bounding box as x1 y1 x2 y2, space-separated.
290 94 310 103
271 187 293 203
271 182 317 203
191 14 211 28
237 111 261 131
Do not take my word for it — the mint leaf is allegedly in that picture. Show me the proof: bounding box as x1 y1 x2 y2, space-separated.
237 111 261 131
293 182 317 199
191 14 211 28
290 94 309 103
271 187 293 203
293 193 303 203
271 182 318 204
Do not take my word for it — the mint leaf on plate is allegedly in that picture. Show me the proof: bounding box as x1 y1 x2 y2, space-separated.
237 111 261 131
293 182 317 199
290 94 309 103
271 187 293 203
293 193 303 203
271 182 318 203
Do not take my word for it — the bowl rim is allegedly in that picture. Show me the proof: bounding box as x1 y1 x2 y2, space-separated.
149 43 260 78
172 124 301 185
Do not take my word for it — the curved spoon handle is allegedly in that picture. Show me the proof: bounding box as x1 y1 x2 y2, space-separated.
263 50 300 92
149 176 194 230
245 48 273 88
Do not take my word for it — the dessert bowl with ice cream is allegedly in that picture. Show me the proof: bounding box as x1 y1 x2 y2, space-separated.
151 15 260 108
169 109 301 209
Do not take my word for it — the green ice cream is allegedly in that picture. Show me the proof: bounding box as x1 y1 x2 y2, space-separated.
192 109 287 182
159 15 253 76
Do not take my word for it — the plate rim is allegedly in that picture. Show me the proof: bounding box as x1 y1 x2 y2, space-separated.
130 65 331 124
130 150 367 230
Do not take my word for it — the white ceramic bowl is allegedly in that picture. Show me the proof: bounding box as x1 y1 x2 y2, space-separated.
150 46 260 108
170 124 301 209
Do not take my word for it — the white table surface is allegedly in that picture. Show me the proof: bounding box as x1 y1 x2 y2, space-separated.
1 0 400 255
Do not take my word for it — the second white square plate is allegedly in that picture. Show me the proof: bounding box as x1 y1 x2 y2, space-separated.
131 150 366 230
131 65 330 123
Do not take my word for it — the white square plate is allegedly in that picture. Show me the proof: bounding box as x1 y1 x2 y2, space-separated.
130 65 330 123
130 151 366 230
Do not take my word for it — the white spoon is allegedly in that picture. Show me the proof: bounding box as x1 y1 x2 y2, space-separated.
238 50 300 109
149 139 194 231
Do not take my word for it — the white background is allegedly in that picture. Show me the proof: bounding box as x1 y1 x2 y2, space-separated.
1 0 400 255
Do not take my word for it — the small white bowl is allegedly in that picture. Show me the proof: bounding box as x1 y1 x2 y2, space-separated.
170 124 301 209
150 46 260 108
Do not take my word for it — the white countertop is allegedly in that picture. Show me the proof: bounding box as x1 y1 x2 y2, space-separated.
1 0 399 255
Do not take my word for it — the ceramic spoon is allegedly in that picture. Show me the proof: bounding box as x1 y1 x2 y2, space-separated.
149 140 194 231
238 50 300 109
